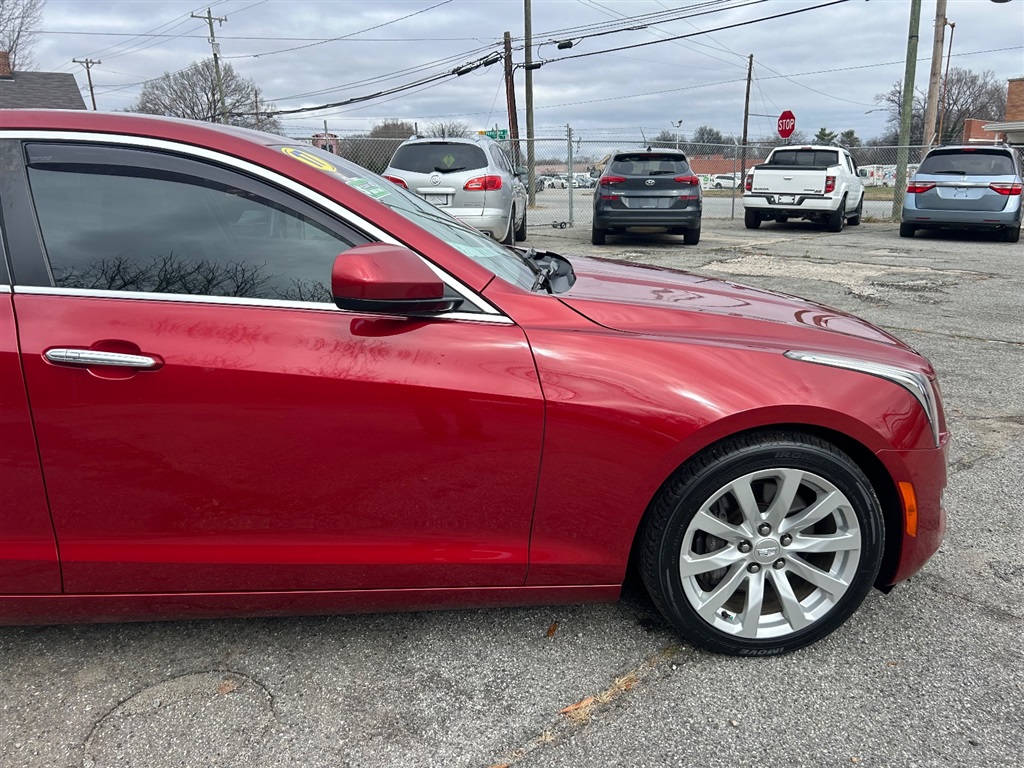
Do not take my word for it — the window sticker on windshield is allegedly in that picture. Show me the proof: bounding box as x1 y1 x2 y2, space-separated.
346 178 390 200
280 147 338 173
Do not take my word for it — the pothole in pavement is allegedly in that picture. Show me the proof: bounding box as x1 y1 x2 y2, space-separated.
701 253 985 301
81 671 276 768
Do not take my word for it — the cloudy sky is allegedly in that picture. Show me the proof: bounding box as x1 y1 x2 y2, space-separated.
33 0 1024 143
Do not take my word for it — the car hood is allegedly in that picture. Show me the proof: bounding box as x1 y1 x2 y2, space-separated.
559 256 916 358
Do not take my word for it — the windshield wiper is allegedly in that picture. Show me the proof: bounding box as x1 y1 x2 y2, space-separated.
434 165 467 173
931 169 968 175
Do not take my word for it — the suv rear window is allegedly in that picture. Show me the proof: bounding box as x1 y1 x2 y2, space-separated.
918 149 1016 176
609 154 690 175
768 149 839 167
389 143 488 174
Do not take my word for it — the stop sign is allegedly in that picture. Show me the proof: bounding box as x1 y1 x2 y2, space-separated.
778 111 796 139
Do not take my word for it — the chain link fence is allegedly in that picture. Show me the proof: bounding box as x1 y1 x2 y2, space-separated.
300 134 930 229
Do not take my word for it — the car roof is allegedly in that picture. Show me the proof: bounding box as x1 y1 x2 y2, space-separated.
398 135 495 147
925 144 1014 154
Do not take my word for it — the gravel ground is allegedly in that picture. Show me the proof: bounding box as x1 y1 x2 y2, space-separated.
2 219 1021 768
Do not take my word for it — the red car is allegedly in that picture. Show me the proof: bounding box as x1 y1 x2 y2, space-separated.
0 111 947 655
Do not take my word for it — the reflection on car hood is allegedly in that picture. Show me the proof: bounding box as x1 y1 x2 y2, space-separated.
559 256 911 353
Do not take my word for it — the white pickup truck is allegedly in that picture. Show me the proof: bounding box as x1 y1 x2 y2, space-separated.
742 145 867 232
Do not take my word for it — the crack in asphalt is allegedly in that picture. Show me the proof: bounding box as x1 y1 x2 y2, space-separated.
880 325 1024 348
917 577 1024 623
79 668 281 767
486 645 684 767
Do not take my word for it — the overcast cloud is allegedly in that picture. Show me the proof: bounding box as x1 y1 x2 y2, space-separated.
34 0 1024 142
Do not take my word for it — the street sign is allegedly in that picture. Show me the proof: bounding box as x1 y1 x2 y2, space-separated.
777 111 796 139
482 129 509 140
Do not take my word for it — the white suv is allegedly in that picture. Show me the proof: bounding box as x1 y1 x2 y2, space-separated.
384 136 528 244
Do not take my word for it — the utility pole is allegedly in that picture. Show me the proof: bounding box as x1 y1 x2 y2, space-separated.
503 31 522 167
891 0 922 220
740 54 753 184
192 8 229 124
937 22 956 143
524 0 536 207
72 58 100 110
922 0 947 147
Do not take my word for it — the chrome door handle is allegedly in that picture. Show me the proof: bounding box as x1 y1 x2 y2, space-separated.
45 348 159 369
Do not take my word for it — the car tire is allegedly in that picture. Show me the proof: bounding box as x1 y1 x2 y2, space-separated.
1005 225 1021 243
899 223 916 238
715 183 723 189
640 431 885 656
744 210 761 230
515 207 528 242
501 207 515 245
827 197 846 232
683 226 701 245
591 226 606 246
848 195 864 226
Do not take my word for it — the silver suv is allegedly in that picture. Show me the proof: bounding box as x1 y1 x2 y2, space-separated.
901 144 1022 243
383 136 528 244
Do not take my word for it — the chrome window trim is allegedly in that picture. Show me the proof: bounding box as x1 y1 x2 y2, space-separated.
784 351 942 448
11 285 512 324
0 284 11 294
3 129 505 319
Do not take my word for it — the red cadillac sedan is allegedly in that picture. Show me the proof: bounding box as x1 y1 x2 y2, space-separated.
0 111 947 655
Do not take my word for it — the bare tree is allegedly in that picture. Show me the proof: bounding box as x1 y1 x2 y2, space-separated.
875 68 1007 145
423 120 471 139
0 0 44 70
128 59 281 132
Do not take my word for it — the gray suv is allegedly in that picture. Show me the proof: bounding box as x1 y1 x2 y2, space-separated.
901 144 1022 243
384 136 528 244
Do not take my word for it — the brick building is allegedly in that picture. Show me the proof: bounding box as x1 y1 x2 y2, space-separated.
971 76 1024 146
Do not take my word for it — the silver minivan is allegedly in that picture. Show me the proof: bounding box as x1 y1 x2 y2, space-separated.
383 136 528 244
901 145 1022 243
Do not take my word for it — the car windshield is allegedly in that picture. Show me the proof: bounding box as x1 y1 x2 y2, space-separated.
918 149 1016 176
389 142 488 174
610 154 690 175
269 144 533 289
768 149 840 167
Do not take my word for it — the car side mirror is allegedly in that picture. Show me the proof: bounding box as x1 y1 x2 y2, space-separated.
331 243 463 316
858 168 868 178
515 166 528 177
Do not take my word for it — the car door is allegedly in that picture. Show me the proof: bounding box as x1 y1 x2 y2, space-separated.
0 232 60 594
844 152 863 210
0 137 544 596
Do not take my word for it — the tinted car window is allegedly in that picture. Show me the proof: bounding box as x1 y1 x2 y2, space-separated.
769 150 840 167
26 149 356 302
389 143 488 174
610 155 690 175
918 149 1016 175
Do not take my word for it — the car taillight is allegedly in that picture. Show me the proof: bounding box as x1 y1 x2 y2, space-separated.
674 175 699 185
989 182 1023 195
744 174 753 192
383 175 408 189
464 175 503 191
907 182 936 194
600 175 627 186
824 175 836 194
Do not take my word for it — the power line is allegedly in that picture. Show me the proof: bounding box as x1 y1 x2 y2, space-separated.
551 0 853 64
222 0 455 60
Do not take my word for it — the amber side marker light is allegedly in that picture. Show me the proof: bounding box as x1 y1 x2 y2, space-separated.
898 482 919 537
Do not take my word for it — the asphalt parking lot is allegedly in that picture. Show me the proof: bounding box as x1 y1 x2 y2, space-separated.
1 219 1021 768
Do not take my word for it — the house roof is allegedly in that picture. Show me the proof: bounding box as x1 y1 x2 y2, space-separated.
0 71 87 110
